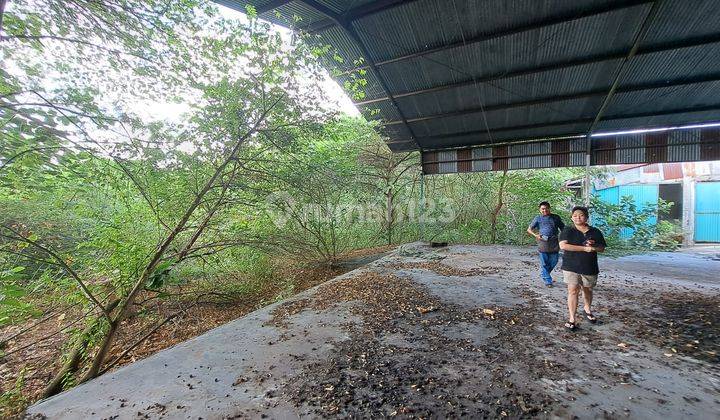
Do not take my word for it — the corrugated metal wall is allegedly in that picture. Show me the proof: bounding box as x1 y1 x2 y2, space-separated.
594 185 659 239
695 181 720 242
421 126 720 174
618 185 659 238
587 177 720 243
595 186 619 204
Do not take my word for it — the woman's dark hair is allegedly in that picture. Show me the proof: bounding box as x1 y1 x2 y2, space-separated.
571 206 589 218
538 201 550 208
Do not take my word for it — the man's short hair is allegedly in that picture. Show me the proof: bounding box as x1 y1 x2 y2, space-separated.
538 201 550 208
571 206 589 218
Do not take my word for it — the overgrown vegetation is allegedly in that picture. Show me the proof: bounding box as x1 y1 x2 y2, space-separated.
592 196 682 252
0 0 684 416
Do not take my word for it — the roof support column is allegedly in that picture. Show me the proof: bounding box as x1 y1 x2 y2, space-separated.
419 172 425 241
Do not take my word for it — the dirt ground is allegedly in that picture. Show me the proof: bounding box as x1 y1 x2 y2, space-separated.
24 244 720 419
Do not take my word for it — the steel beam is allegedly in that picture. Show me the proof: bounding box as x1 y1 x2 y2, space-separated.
417 120 593 141
414 132 587 150
299 0 413 33
586 0 663 135
605 103 720 121
584 0 661 202
400 103 720 145
355 33 720 106
382 73 720 126
418 138 720 165
382 90 607 126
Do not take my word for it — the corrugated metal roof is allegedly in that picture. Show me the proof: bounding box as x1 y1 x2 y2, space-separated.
642 0 720 44
606 80 720 116
390 60 623 119
217 0 720 153
411 96 604 137
353 0 641 62
415 122 590 149
621 43 720 85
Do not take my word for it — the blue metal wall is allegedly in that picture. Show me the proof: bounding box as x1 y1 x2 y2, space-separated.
695 182 720 242
594 185 659 239
595 186 619 206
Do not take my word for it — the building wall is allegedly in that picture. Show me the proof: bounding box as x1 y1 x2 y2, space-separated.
594 161 720 190
593 185 659 239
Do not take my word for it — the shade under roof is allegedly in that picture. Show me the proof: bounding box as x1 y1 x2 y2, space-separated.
215 0 720 154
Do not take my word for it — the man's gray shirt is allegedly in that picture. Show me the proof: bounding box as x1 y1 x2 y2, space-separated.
529 214 565 253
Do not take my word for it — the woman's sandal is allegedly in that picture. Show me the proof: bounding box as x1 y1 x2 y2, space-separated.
584 310 598 323
564 321 577 331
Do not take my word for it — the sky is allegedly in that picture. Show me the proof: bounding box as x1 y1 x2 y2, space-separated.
136 3 359 123
217 3 359 116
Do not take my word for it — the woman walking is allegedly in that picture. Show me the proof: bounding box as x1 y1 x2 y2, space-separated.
559 206 606 331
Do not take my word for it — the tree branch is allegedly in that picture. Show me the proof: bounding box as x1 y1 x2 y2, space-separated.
0 101 120 122
1 298 107 357
0 0 7 35
0 34 153 62
82 94 287 381
99 300 199 375
0 227 110 319
0 146 65 172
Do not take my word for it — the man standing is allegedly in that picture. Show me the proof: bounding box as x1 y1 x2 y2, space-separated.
527 201 565 287
559 206 606 331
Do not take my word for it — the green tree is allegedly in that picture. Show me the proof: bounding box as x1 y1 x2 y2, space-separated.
357 127 419 245
1 0 336 397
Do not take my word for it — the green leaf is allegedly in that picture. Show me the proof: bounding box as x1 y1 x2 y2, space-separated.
245 4 258 18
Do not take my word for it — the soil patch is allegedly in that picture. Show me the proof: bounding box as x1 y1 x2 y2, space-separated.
269 273 430 329
276 273 560 418
0 250 379 418
389 261 501 277
613 291 719 363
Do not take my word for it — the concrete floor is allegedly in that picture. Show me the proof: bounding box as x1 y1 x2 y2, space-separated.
26 244 720 419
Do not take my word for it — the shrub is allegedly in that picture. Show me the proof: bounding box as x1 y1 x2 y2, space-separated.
590 196 681 251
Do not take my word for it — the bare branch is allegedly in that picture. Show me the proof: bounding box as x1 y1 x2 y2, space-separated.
0 101 120 122
1 298 108 357
0 301 83 346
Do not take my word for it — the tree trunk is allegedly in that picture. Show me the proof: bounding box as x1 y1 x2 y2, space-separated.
79 103 277 382
490 170 508 243
385 187 394 245
42 299 120 398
